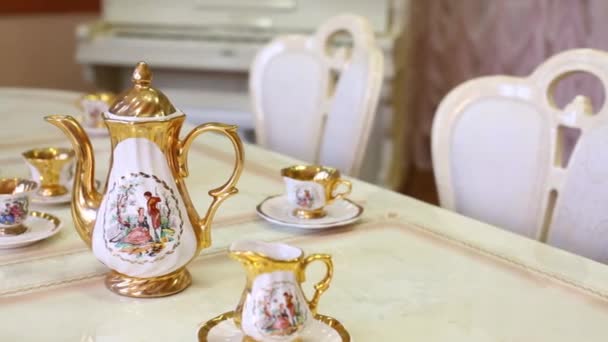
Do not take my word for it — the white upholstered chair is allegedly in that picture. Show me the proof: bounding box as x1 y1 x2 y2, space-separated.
249 14 384 178
432 48 608 263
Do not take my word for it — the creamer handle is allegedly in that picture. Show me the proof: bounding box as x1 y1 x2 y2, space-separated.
302 253 334 314
179 123 245 248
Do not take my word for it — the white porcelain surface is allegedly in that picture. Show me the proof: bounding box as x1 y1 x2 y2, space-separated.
283 177 327 210
92 134 197 278
256 195 363 229
230 240 302 260
0 213 62 249
204 314 343 342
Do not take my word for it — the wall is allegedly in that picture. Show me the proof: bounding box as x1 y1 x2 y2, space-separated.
407 0 608 170
0 14 98 91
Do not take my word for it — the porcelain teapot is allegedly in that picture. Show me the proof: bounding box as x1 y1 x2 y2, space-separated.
45 62 244 298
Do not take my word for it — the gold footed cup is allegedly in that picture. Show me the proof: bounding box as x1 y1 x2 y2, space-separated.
22 147 75 197
104 268 192 298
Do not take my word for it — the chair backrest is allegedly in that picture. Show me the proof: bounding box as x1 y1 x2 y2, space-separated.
250 14 383 177
432 49 608 263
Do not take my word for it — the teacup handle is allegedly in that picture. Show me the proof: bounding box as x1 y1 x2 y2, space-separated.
330 179 352 202
302 253 334 314
179 123 245 248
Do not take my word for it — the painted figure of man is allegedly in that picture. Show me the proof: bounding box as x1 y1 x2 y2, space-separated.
144 191 162 242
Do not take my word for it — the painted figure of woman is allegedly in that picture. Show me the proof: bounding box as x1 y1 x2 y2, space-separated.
273 303 292 331
144 191 162 241
123 207 152 245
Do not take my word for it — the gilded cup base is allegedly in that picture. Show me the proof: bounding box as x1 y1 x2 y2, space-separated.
0 225 27 236
293 208 326 219
104 268 192 298
38 185 69 197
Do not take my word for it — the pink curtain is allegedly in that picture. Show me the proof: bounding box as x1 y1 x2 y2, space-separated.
408 0 608 170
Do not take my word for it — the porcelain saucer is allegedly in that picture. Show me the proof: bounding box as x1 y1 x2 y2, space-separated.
256 195 363 229
198 311 351 342
31 179 102 205
0 211 62 249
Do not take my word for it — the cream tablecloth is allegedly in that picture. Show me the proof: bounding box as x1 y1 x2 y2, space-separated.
1 88 608 341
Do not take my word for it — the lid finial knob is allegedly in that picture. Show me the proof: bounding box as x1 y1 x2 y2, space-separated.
132 61 152 86
109 61 175 117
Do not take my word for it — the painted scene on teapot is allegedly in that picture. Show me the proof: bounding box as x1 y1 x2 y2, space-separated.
251 281 308 336
103 172 184 262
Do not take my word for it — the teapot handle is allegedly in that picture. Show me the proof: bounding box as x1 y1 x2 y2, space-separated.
302 254 334 314
179 123 245 248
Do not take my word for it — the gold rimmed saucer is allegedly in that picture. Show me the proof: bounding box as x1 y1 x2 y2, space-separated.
256 195 363 229
0 211 62 249
198 311 351 342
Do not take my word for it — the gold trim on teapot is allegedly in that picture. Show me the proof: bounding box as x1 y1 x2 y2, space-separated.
45 62 245 297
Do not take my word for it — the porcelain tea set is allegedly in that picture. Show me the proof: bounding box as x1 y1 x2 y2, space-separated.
3 62 359 341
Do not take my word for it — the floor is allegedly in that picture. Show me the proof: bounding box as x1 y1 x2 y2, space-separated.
400 166 439 205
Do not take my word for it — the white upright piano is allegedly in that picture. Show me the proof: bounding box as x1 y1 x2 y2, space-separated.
76 0 411 188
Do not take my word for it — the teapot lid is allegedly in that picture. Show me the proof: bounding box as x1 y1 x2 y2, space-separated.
108 62 176 118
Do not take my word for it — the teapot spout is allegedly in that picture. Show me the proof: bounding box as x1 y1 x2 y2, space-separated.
45 115 102 247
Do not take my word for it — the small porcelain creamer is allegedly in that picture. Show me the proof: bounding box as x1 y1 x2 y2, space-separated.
45 62 245 298
230 240 333 341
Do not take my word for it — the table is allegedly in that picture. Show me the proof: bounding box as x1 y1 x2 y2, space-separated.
1 88 608 341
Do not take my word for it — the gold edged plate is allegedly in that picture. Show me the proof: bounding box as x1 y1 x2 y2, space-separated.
0 211 62 249
256 195 363 229
198 311 351 342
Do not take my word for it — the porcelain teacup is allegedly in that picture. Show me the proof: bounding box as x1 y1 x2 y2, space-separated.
79 92 115 128
230 240 334 341
0 178 37 235
22 147 75 197
281 165 352 219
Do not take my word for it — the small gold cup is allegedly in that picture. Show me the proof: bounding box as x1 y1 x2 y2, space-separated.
22 147 75 197
0 178 37 236
281 165 352 219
